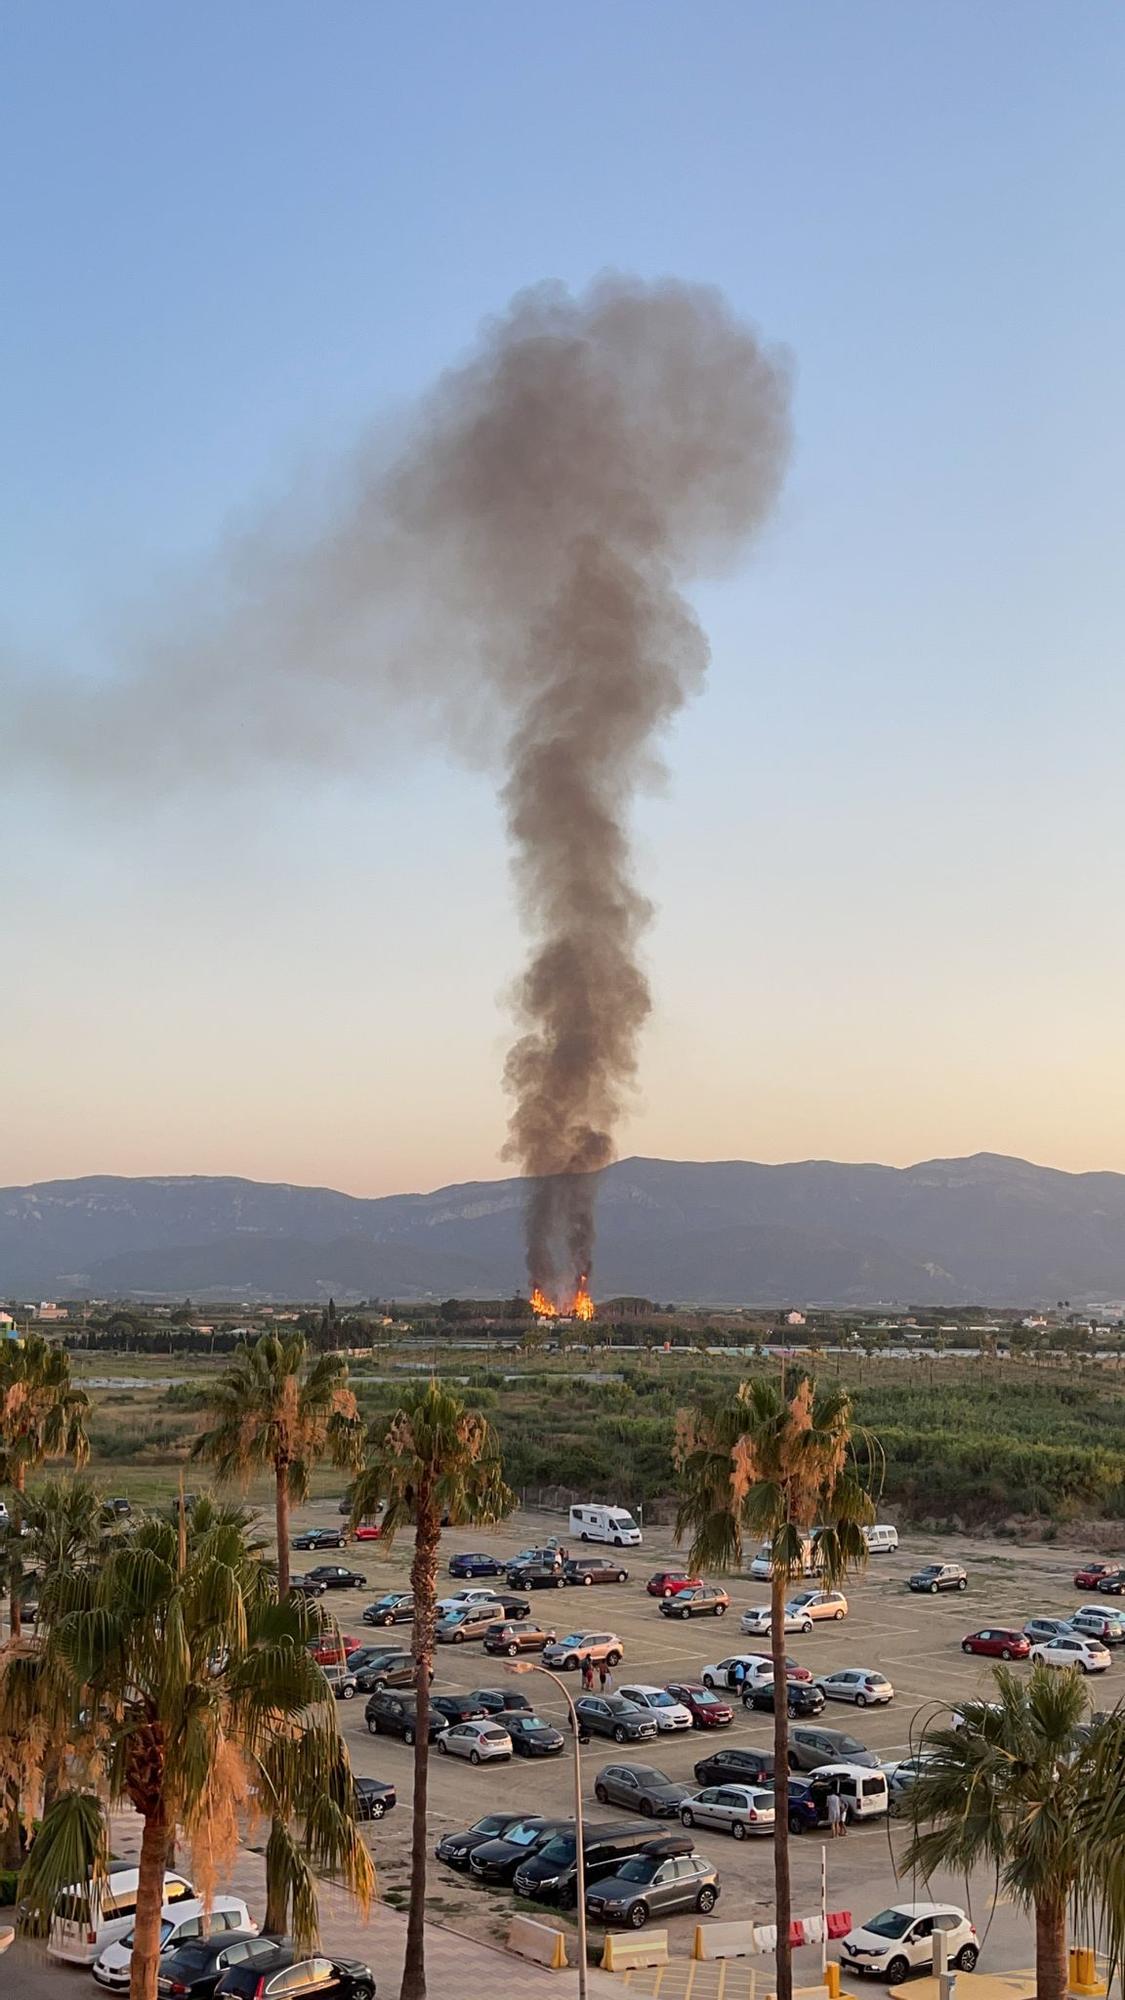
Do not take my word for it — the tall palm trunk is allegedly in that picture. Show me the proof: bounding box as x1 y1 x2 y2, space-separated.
275 1458 291 1599
771 1563 793 2000
401 1482 439 2000
9 1465 25 1642
131 1805 170 2000
265 1455 292 1936
1035 1894 1068 2000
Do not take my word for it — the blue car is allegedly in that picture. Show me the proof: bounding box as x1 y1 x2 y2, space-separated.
784 1778 828 1834
448 1552 506 1579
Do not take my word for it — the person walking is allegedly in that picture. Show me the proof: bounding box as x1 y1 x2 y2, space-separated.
826 1789 846 1839
598 1658 611 1693
581 1655 595 1694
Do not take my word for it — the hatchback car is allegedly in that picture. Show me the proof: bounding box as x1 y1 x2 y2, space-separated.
680 1784 775 1840
321 1664 359 1701
1030 1634 1110 1673
565 1555 630 1586
306 1564 366 1590
585 1844 719 1929
694 1746 776 1787
291 1527 345 1552
363 1591 414 1627
1075 1562 1118 1590
469 1687 533 1716
353 1777 396 1821
701 1654 812 1689
909 1563 968 1594
448 1551 506 1578
431 1693 487 1726
364 1691 448 1744
574 1694 658 1743
816 1668 894 1707
215 1946 375 1999
508 1559 568 1589
788 1726 878 1771
594 1764 691 1817
961 1629 1030 1660
353 1522 382 1541
437 1719 513 1764
789 1589 848 1622
839 1904 978 1983
660 1584 730 1621
785 1776 832 1834
1024 1616 1076 1646
434 1810 527 1869
156 1933 275 1998
646 1572 702 1599
618 1684 693 1732
666 1682 734 1729
1095 1572 1125 1595
94 1897 255 1989
308 1633 359 1667
745 1679 825 1717
1071 1606 1125 1643
542 1631 623 1670
741 1604 813 1636
507 1714 566 1757
440 1586 505 1609
482 1618 556 1656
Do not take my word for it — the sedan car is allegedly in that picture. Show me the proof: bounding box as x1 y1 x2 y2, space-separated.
288 1574 327 1599
701 1654 812 1690
1030 1634 1111 1673
1071 1606 1125 1644
839 1904 979 1984
816 1668 895 1707
507 1714 566 1757
353 1777 396 1821
740 1604 813 1637
660 1584 730 1621
291 1527 345 1551
469 1816 571 1885
961 1628 1030 1660
156 1934 278 1999
618 1684 693 1732
215 1946 376 1999
363 1691 448 1744
693 1747 775 1787
646 1572 703 1599
1075 1562 1118 1590
482 1619 556 1656
666 1682 734 1729
574 1694 658 1743
594 1763 691 1817
363 1592 414 1627
745 1679 825 1717
431 1693 487 1726
585 1844 719 1929
788 1726 877 1771
680 1784 775 1839
448 1551 507 1578
306 1564 366 1590
437 1719 513 1764
542 1631 623 1670
434 1810 527 1869
788 1589 848 1622
909 1563 968 1594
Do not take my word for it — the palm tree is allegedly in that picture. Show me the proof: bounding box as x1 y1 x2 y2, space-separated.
193 1331 364 1599
905 1664 1098 2000
0 1333 89 1639
675 1374 875 2000
7 1505 375 2000
350 1381 513 2000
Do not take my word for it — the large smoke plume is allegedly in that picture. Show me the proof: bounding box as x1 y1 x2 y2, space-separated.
9 276 791 1303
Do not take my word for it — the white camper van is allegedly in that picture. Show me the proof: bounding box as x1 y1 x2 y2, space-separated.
569 1503 642 1547
863 1524 899 1553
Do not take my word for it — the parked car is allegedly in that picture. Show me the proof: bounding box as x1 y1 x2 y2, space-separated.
815 1763 889 1821
646 1572 702 1599
564 1555 629 1587
363 1592 414 1627
574 1694 658 1744
694 1746 776 1787
1024 1616 1077 1646
106 1498 132 1518
434 1810 527 1869
215 1945 375 1999
353 1777 396 1821
961 1629 1030 1660
680 1783 775 1840
469 1687 533 1716
289 1574 327 1599
660 1584 729 1621
745 1680 825 1717
448 1551 506 1578
701 1654 811 1690
469 1816 572 1885
839 1904 979 1983
346 1648 421 1693
438 1719 513 1764
475 1591 531 1619
1075 1562 1118 1590
507 1560 568 1590
308 1634 359 1667
741 1604 813 1636
436 1603 506 1645
514 1820 667 1906
95 1896 255 1990
788 1726 878 1771
815 1668 895 1707
439 1586 506 1610
353 1523 382 1541
156 1934 276 1999
542 1631 623 1670
1096 1572 1125 1596
618 1684 693 1733
291 1527 345 1551
594 1763 691 1817
584 1840 719 1928
785 1776 832 1833
507 1714 566 1757
788 1589 848 1622
909 1563 968 1594
306 1564 366 1590
666 1682 734 1729
431 1693 487 1726
1030 1634 1111 1673
363 1691 448 1744
1071 1606 1125 1644
738 1659 789 1695
482 1618 556 1657
321 1664 359 1701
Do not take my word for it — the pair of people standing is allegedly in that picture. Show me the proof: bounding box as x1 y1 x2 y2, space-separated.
580 1656 612 1694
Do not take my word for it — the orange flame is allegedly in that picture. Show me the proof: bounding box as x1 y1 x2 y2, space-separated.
572 1280 595 1322
529 1281 595 1321
530 1288 559 1319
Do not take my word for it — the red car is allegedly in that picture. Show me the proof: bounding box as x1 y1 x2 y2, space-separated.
309 1633 359 1665
354 1523 383 1541
1075 1562 1117 1589
646 1572 703 1599
666 1681 734 1728
961 1627 1030 1660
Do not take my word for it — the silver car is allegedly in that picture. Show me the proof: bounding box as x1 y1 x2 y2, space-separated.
436 1720 513 1763
679 1783 775 1839
816 1668 894 1706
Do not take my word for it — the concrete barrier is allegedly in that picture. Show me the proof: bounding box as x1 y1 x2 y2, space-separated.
694 1920 761 1960
601 1928 670 1973
506 1913 569 1971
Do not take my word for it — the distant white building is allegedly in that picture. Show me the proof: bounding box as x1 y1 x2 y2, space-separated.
36 1302 67 1322
784 1309 807 1327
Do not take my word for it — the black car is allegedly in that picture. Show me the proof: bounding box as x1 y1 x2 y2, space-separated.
435 1811 528 1870
745 1681 826 1717
107 1497 132 1518
508 1560 568 1590
364 1690 447 1744
469 1815 571 1884
215 1944 375 1999
363 1592 415 1627
432 1693 488 1726
307 1564 366 1590
354 1777 397 1821
507 1714 566 1757
512 1819 661 1906
693 1746 776 1788
483 1592 533 1619
289 1573 328 1598
469 1688 534 1716
574 1695 658 1745
157 1932 276 1998
594 1763 691 1817
292 1527 346 1551
564 1556 629 1587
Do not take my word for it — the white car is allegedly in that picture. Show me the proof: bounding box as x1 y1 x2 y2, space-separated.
1030 1634 1110 1673
740 1605 813 1636
817 1668 894 1707
92 1896 254 1989
840 1903 978 1982
618 1684 693 1731
436 1719 513 1763
440 1588 501 1609
680 1784 776 1838
738 1659 780 1693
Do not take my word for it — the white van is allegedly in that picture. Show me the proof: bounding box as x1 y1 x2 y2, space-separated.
569 1503 642 1547
48 1868 194 1965
92 1893 255 1989
815 1763 889 1821
863 1524 899 1553
748 1534 822 1581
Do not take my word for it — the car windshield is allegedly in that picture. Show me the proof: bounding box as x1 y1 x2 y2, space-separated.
537 1833 577 1864
122 1919 176 1947
473 1815 513 1835
693 1690 722 1706
559 1635 585 1647
863 1910 914 1939
508 1823 544 1847
614 1856 658 1883
611 1514 638 1531
646 1692 676 1707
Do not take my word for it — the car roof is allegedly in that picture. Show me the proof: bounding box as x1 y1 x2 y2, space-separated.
871 1903 963 1921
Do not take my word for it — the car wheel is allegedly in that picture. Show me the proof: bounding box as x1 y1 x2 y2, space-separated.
607 1650 621 1666
565 1656 579 1672
962 1641 972 1654
580 1531 590 1542
855 1693 867 1708
381 1614 394 1626
702 1673 715 1689
697 1886 717 1914
403 1727 415 1745
956 1946 979 1972
1001 1648 1012 1661
556 1578 566 1589
801 1621 813 1633
595 1783 608 1803
369 1799 386 1818
834 1609 844 1620
367 1719 379 1736
680 1605 691 1620
715 1604 726 1617
663 1586 674 1598
788 1813 805 1835
342 1684 356 1699
583 1575 593 1586
732 1820 748 1840
353 1984 374 2000
613 1725 628 1744
958 1578 967 1591
1080 1661 1090 1673
470 1749 481 1765
454 1631 465 1643
930 1582 939 1594
437 1738 448 1754
506 1643 519 1658
787 1752 799 1769
681 1806 695 1827
617 1572 627 1584
886 1958 910 1985
614 1536 624 1547
628 1902 649 1928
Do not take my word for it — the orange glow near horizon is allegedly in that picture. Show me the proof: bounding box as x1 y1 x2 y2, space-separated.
530 1280 596 1322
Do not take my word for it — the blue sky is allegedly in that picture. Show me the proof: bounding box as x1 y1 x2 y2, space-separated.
3 3 1124 1192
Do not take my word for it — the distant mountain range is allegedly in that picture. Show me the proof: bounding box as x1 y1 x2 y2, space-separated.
5 1153 1125 1306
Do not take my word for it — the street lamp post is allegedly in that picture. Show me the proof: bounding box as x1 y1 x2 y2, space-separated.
507 1659 589 2000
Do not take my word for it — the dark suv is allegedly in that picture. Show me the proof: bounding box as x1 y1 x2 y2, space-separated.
586 1840 720 1929
694 1746 776 1787
513 1821 676 1907
508 1559 568 1590
574 1695 657 1745
363 1592 414 1627
346 1648 420 1693
564 1556 629 1587
364 1690 447 1744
